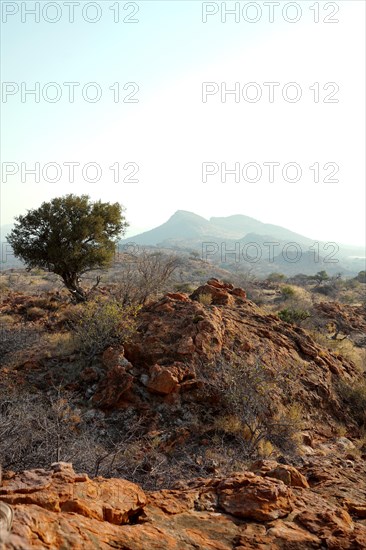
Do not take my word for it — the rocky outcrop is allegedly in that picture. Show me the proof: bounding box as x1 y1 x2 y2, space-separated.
102 279 361 429
1 459 366 549
1 280 366 549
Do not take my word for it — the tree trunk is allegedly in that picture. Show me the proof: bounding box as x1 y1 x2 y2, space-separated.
62 274 87 303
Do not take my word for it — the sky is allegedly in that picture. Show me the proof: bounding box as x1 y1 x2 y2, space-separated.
1 0 365 246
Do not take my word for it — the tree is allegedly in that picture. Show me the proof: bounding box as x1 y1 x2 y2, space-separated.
7 194 127 302
314 270 329 285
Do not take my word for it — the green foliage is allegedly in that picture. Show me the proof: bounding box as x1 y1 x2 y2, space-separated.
267 272 285 282
314 270 329 284
71 298 140 358
278 307 310 325
7 194 128 301
281 285 296 299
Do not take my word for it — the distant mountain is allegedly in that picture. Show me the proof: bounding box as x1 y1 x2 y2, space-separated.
124 211 236 246
125 211 316 247
2 212 364 276
123 211 365 276
210 215 314 245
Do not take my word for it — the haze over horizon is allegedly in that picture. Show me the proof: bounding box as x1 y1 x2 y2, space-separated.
123 209 365 249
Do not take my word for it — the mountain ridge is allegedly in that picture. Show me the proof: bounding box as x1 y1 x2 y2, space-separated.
124 210 316 246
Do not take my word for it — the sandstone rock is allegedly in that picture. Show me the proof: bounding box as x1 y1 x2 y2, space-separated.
345 500 366 519
147 364 179 395
266 520 321 545
191 283 235 306
165 292 190 302
296 508 354 539
217 472 293 521
231 287 247 299
177 336 196 355
127 280 359 432
1 460 366 549
92 365 134 408
102 346 131 369
250 461 309 489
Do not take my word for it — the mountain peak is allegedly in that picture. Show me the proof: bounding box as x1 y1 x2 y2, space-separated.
169 210 208 222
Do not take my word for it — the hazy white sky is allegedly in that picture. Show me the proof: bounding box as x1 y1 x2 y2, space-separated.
1 1 365 246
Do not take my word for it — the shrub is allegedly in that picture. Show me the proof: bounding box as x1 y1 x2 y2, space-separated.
267 273 285 283
197 292 212 306
70 298 140 358
113 250 182 305
199 357 301 458
278 307 310 325
312 285 335 297
281 285 296 299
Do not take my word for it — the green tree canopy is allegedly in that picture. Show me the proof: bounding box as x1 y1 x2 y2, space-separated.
7 194 128 301
314 270 329 284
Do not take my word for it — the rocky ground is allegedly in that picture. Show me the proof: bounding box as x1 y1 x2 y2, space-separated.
1 447 366 550
1 278 365 548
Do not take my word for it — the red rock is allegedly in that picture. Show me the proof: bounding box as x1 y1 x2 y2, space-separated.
176 336 196 355
165 293 189 302
191 284 235 306
217 473 293 521
92 365 134 407
344 500 366 519
102 346 126 369
1 461 366 549
147 364 179 395
231 287 247 299
251 461 309 488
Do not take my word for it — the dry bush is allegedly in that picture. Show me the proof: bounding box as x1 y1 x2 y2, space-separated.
0 387 85 470
42 332 76 358
0 386 147 477
112 250 183 305
198 356 302 458
70 298 139 359
0 323 43 363
197 292 212 306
